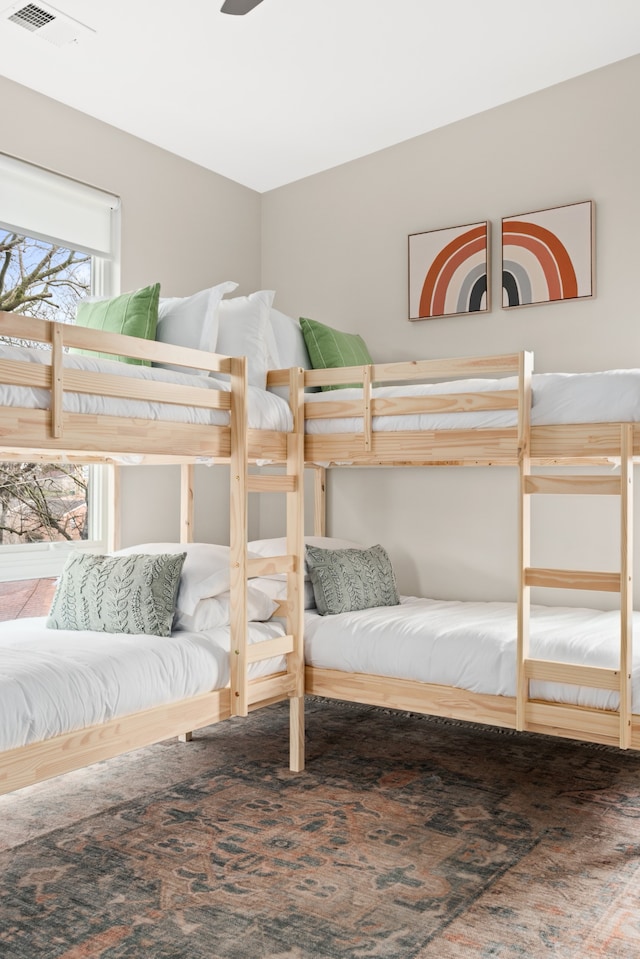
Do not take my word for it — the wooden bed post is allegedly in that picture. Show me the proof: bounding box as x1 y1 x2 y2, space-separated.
229 356 249 717
312 466 327 537
287 366 306 772
619 424 633 748
180 463 195 543
516 351 533 731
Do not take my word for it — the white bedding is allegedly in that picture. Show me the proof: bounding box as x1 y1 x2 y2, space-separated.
0 343 293 432
304 596 640 711
0 617 288 752
303 370 640 433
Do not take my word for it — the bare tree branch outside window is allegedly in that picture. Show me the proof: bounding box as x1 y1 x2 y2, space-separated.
0 229 92 544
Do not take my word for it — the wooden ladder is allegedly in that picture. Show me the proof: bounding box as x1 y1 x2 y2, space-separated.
229 361 305 771
517 368 634 746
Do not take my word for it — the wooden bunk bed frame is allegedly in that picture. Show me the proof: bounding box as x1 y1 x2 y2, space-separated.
269 352 640 751
0 311 306 795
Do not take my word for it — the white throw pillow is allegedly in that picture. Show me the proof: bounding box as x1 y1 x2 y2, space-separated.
217 290 275 389
268 309 312 370
154 281 238 375
113 542 259 616
174 585 278 631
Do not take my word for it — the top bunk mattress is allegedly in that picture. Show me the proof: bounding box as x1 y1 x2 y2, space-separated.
0 343 293 432
303 370 640 433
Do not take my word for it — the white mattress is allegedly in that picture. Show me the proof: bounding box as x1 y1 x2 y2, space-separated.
0 343 292 431
304 596 640 711
0 616 288 752
304 370 640 433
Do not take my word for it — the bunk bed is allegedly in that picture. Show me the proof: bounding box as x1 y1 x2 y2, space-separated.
266 351 640 752
0 310 306 795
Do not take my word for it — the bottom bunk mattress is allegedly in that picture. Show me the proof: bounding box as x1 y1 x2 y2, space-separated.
0 617 288 752
304 597 640 711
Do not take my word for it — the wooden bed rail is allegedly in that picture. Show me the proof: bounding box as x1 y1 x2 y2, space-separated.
0 311 240 460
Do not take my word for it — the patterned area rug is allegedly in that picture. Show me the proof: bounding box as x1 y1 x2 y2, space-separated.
2 698 640 959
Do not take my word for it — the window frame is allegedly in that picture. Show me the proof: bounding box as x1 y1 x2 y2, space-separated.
0 155 121 580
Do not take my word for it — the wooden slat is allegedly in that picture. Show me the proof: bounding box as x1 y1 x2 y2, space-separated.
304 390 520 421
247 474 297 493
0 310 233 374
246 634 294 664
0 407 231 458
0 689 231 796
531 423 640 460
247 554 296 577
524 474 622 495
524 567 621 592
525 700 620 743
247 672 297 706
303 352 522 390
524 658 620 690
305 428 520 466
305 667 517 728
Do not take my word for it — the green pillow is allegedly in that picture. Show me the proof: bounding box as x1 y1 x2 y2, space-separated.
299 316 373 391
305 543 399 616
73 283 160 365
47 551 186 637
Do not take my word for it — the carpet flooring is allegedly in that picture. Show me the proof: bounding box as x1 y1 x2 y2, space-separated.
2 698 640 958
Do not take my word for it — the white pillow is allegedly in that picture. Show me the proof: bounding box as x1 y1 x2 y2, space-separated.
268 309 312 370
154 281 238 375
174 585 278 631
254 577 317 610
113 542 259 616
217 290 275 389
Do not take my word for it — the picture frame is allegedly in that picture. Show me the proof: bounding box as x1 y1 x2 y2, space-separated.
502 200 595 309
408 220 490 321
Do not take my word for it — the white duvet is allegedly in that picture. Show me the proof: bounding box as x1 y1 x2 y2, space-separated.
303 369 640 433
0 617 288 752
304 596 640 712
0 343 293 431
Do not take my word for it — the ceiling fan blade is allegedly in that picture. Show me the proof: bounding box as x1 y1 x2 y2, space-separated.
221 0 264 13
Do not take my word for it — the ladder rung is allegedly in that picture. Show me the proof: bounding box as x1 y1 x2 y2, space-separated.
247 555 296 578
247 672 297 706
524 658 621 690
524 701 620 742
246 634 295 664
524 475 621 495
247 475 297 493
525 567 621 592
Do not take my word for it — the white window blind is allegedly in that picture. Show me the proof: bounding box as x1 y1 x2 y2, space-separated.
0 152 120 256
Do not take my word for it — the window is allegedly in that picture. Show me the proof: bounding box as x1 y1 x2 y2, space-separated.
0 154 121 579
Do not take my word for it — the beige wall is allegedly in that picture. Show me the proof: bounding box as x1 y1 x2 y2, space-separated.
261 55 640 606
0 76 262 546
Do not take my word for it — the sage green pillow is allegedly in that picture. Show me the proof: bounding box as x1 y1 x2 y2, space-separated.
73 282 160 365
47 551 186 637
305 543 399 616
299 316 373 391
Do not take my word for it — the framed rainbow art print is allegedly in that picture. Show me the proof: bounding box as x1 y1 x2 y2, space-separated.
408 220 490 321
501 200 594 309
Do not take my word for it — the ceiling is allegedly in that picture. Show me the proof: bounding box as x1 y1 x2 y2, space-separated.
1 0 639 193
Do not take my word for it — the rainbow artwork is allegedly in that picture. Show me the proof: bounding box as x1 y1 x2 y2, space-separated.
502 201 594 308
408 221 489 320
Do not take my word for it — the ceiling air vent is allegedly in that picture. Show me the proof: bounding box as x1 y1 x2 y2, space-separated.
2 2 95 45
